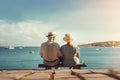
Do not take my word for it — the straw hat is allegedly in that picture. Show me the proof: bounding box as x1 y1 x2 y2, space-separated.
63 33 73 42
46 32 56 37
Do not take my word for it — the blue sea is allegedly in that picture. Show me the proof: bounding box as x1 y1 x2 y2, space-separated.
0 47 120 70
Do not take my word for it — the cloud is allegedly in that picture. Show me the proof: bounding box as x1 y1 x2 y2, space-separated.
1 0 120 46
0 20 60 46
53 0 120 44
58 0 120 33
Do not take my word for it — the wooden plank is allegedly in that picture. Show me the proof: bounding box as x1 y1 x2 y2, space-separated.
0 69 120 80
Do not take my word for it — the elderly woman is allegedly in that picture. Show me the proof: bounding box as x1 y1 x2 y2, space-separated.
60 33 80 69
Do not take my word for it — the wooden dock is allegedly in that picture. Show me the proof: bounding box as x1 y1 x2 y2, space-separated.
0 69 120 80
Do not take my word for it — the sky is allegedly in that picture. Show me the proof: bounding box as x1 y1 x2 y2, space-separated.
0 0 120 46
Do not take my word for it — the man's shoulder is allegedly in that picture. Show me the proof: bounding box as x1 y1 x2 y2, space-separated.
52 42 60 46
41 42 47 45
52 42 58 44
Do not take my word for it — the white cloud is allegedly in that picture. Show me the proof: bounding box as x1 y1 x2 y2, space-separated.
0 20 60 46
54 0 120 44
1 0 120 46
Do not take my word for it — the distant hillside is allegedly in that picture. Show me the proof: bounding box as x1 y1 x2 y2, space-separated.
78 41 120 47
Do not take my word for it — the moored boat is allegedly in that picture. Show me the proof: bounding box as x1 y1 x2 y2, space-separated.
4 46 15 49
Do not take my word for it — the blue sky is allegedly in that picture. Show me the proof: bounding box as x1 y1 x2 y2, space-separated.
0 0 120 46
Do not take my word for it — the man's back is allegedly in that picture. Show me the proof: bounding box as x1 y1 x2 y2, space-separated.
40 32 62 67
41 41 61 61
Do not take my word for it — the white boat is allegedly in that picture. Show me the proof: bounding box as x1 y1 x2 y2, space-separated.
9 46 15 49
4 46 15 49
96 48 101 51
29 51 34 54
18 46 23 49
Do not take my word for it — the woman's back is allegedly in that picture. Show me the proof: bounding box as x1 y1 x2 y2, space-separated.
61 45 77 66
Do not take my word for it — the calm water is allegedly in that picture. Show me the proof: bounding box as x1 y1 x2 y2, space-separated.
0 47 120 70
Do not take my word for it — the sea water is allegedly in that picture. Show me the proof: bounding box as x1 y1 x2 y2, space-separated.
0 47 120 70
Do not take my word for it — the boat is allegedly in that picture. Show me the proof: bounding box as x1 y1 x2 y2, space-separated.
4 46 15 49
18 46 23 49
96 48 101 51
29 51 34 54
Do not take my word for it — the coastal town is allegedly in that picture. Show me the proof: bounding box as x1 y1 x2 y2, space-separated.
78 41 120 47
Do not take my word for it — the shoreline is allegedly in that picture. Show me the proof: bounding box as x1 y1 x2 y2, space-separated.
0 69 120 80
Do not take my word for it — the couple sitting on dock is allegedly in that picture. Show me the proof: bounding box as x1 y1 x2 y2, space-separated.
40 32 81 69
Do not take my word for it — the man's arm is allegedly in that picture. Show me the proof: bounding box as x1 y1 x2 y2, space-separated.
40 44 43 58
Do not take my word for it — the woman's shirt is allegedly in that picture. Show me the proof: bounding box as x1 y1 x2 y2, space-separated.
60 45 80 66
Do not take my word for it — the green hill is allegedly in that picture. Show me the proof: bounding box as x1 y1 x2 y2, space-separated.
78 41 120 47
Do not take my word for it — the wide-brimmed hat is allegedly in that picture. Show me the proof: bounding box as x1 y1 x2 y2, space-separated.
63 33 73 42
46 32 56 37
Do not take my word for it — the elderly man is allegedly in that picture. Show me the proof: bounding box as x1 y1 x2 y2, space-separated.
40 32 62 69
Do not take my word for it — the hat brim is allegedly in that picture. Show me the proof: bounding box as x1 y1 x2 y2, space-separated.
63 37 73 42
46 35 56 37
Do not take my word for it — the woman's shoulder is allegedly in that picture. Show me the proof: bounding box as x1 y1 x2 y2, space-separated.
61 44 66 47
